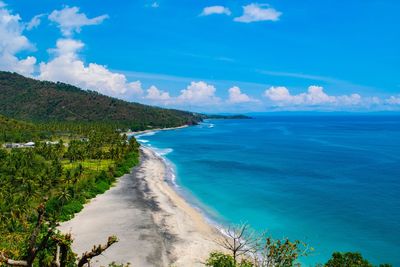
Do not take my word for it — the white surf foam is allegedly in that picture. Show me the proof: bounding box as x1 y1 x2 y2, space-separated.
135 131 158 138
153 147 173 156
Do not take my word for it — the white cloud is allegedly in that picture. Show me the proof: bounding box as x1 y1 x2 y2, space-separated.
386 96 400 105
39 38 143 97
336 94 362 105
201 6 231 16
234 3 281 23
177 81 220 105
151 2 159 8
302 85 337 104
145 85 171 102
48 6 108 37
228 86 254 103
264 85 362 106
264 86 292 102
0 2 36 75
26 14 45 30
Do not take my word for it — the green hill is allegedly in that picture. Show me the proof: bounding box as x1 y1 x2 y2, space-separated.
0 114 34 130
0 71 202 130
0 114 46 143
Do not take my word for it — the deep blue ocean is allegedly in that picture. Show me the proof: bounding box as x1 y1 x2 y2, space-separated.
136 115 400 266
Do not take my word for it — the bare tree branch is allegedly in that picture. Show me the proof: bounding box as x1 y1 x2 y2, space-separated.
77 236 118 267
26 203 46 265
52 245 61 267
0 252 28 266
215 223 259 264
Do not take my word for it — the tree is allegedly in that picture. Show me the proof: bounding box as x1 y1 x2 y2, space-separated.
0 117 142 265
0 204 119 267
215 224 258 265
324 252 378 267
0 203 56 267
206 252 254 267
212 224 310 267
256 236 310 267
206 252 235 267
77 236 118 267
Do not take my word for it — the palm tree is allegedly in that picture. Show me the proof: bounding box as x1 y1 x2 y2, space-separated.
57 188 71 207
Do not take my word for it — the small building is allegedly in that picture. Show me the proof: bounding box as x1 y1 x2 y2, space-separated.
3 143 23 148
45 141 59 145
24 142 35 147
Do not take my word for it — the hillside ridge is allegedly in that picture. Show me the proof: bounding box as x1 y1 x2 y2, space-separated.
0 71 201 130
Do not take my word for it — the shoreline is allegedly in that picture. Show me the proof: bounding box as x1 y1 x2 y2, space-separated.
124 124 189 136
59 145 222 267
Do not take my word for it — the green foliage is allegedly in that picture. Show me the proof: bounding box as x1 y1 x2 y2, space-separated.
206 252 235 267
324 252 390 267
258 236 310 267
0 125 140 265
107 262 131 267
205 252 254 267
0 71 203 130
0 114 48 143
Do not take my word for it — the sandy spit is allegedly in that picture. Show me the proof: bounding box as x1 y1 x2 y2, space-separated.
59 146 222 267
124 125 189 136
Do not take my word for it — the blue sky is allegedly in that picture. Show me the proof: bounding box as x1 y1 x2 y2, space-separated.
0 0 399 112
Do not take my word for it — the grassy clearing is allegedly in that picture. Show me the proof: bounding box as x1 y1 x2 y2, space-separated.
62 159 114 172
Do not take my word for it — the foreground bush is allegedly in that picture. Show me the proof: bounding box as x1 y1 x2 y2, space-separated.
324 252 392 267
206 252 253 267
207 224 392 267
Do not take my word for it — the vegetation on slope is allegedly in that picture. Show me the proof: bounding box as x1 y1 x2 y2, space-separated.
0 115 50 143
0 71 202 130
0 119 140 266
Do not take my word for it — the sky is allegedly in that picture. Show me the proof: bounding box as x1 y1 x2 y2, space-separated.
0 0 399 112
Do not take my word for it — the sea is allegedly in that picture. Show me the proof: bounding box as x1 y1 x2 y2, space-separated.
135 114 400 266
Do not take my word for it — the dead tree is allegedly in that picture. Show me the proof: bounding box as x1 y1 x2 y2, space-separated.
0 203 118 267
215 223 259 264
0 203 56 267
77 236 118 267
0 254 28 267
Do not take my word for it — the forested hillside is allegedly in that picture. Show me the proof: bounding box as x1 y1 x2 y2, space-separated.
0 71 202 130
0 127 140 266
0 115 49 143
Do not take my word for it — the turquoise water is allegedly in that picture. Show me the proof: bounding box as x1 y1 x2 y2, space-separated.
136 115 400 266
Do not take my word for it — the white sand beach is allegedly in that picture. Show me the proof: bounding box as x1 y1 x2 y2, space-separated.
59 146 222 267
124 125 189 137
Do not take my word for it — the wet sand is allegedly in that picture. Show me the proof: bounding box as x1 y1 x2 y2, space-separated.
59 146 221 266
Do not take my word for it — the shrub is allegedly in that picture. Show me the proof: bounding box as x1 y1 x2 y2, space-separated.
324 252 373 267
206 252 235 267
205 252 254 267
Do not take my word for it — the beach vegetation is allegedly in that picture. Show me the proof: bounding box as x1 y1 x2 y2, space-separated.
0 203 124 267
324 252 372 267
206 251 254 267
215 224 258 264
323 252 392 267
0 117 140 266
211 223 310 267
208 224 392 267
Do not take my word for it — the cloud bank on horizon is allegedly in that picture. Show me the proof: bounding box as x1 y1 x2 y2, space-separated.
0 1 399 112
